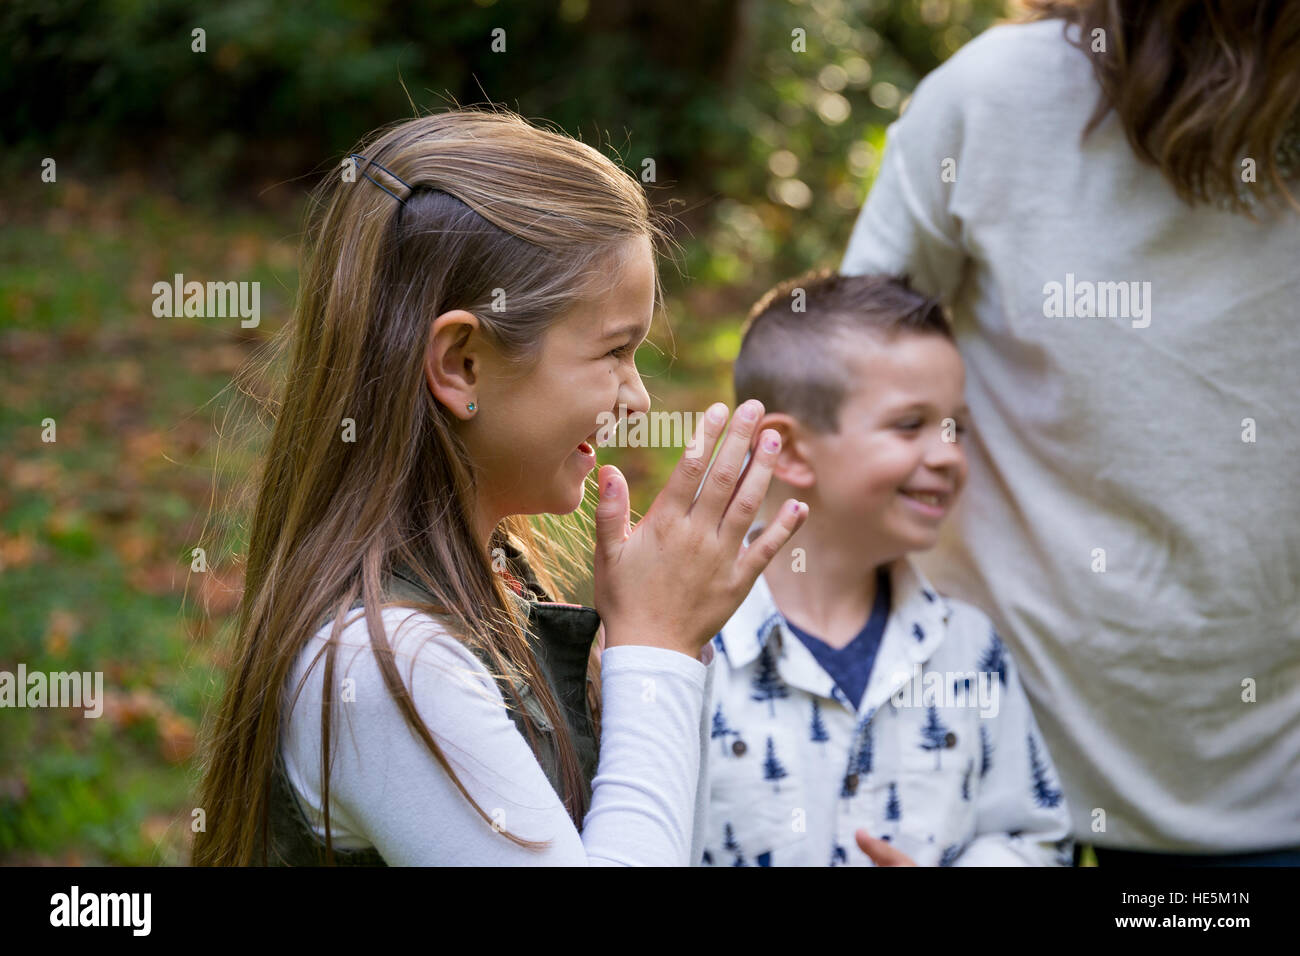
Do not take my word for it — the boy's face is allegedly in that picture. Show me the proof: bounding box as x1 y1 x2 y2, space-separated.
783 330 969 560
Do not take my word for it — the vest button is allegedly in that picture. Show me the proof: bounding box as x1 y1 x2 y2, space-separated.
844 773 859 795
944 731 958 748
731 739 747 756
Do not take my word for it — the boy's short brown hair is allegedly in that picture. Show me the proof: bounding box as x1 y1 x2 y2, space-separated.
734 270 953 433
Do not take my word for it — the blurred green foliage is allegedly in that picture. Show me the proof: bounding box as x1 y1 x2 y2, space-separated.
0 0 1015 863
5 0 1008 271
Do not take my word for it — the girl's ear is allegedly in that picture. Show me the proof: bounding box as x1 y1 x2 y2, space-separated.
424 309 483 418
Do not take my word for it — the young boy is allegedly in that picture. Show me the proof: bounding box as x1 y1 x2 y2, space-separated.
700 271 1073 866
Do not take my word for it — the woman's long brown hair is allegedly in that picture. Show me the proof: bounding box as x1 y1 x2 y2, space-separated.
192 108 669 865
1019 0 1300 215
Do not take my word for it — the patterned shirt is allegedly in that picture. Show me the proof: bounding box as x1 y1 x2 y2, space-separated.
701 552 1074 866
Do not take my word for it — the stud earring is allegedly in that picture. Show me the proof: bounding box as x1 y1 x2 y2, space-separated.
467 402 476 412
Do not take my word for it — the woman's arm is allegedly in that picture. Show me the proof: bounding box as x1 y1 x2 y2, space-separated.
840 52 969 300
282 607 707 865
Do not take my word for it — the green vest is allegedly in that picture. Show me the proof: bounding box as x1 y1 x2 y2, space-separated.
264 543 602 865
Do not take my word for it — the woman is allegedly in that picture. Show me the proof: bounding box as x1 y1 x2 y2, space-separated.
842 0 1300 864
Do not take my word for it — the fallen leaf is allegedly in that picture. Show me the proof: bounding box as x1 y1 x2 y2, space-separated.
158 712 196 764
9 459 61 491
198 564 244 617
42 608 79 657
0 531 38 571
100 688 164 729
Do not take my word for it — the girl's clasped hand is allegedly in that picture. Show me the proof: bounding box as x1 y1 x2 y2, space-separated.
593 398 808 661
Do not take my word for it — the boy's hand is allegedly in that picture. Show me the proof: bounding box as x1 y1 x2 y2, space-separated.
856 829 918 866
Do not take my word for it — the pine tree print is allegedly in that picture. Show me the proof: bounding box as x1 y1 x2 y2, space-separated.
723 822 745 866
919 705 952 770
912 623 926 642
938 844 962 866
979 630 1008 685
885 781 902 825
854 719 874 775
711 704 736 756
979 724 993 778
702 849 714 865
713 632 726 659
830 844 848 866
1028 734 1063 808
756 851 773 867
961 758 973 801
810 699 831 745
750 643 789 716
762 736 789 792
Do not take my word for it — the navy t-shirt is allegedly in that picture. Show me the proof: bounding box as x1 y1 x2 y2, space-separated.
783 566 891 712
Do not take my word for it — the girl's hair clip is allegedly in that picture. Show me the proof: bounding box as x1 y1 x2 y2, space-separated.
350 153 412 206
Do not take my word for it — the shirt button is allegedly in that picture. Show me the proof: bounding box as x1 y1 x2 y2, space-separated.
944 732 958 748
844 774 859 795
731 739 747 756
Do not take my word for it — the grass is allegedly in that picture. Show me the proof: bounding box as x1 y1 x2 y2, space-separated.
0 180 296 863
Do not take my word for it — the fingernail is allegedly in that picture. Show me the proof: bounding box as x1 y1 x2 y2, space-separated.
708 403 727 423
762 432 780 452
740 401 759 421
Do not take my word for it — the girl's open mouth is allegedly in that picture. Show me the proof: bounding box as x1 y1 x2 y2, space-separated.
572 439 597 471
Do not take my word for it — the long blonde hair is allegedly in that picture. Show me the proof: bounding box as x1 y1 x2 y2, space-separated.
192 108 669 865
1021 0 1300 215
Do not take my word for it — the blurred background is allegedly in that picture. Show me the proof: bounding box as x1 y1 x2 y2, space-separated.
0 0 1010 864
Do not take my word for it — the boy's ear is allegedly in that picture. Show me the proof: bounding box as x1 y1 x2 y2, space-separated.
424 309 482 418
756 413 816 490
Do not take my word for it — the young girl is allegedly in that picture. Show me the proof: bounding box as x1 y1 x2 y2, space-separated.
191 108 807 865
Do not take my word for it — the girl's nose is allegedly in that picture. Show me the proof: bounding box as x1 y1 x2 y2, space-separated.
620 368 651 416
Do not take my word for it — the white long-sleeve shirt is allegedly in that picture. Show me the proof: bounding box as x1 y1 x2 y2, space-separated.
842 18 1300 852
281 606 715 865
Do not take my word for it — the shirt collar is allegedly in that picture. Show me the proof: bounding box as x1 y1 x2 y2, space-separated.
716 528 954 709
